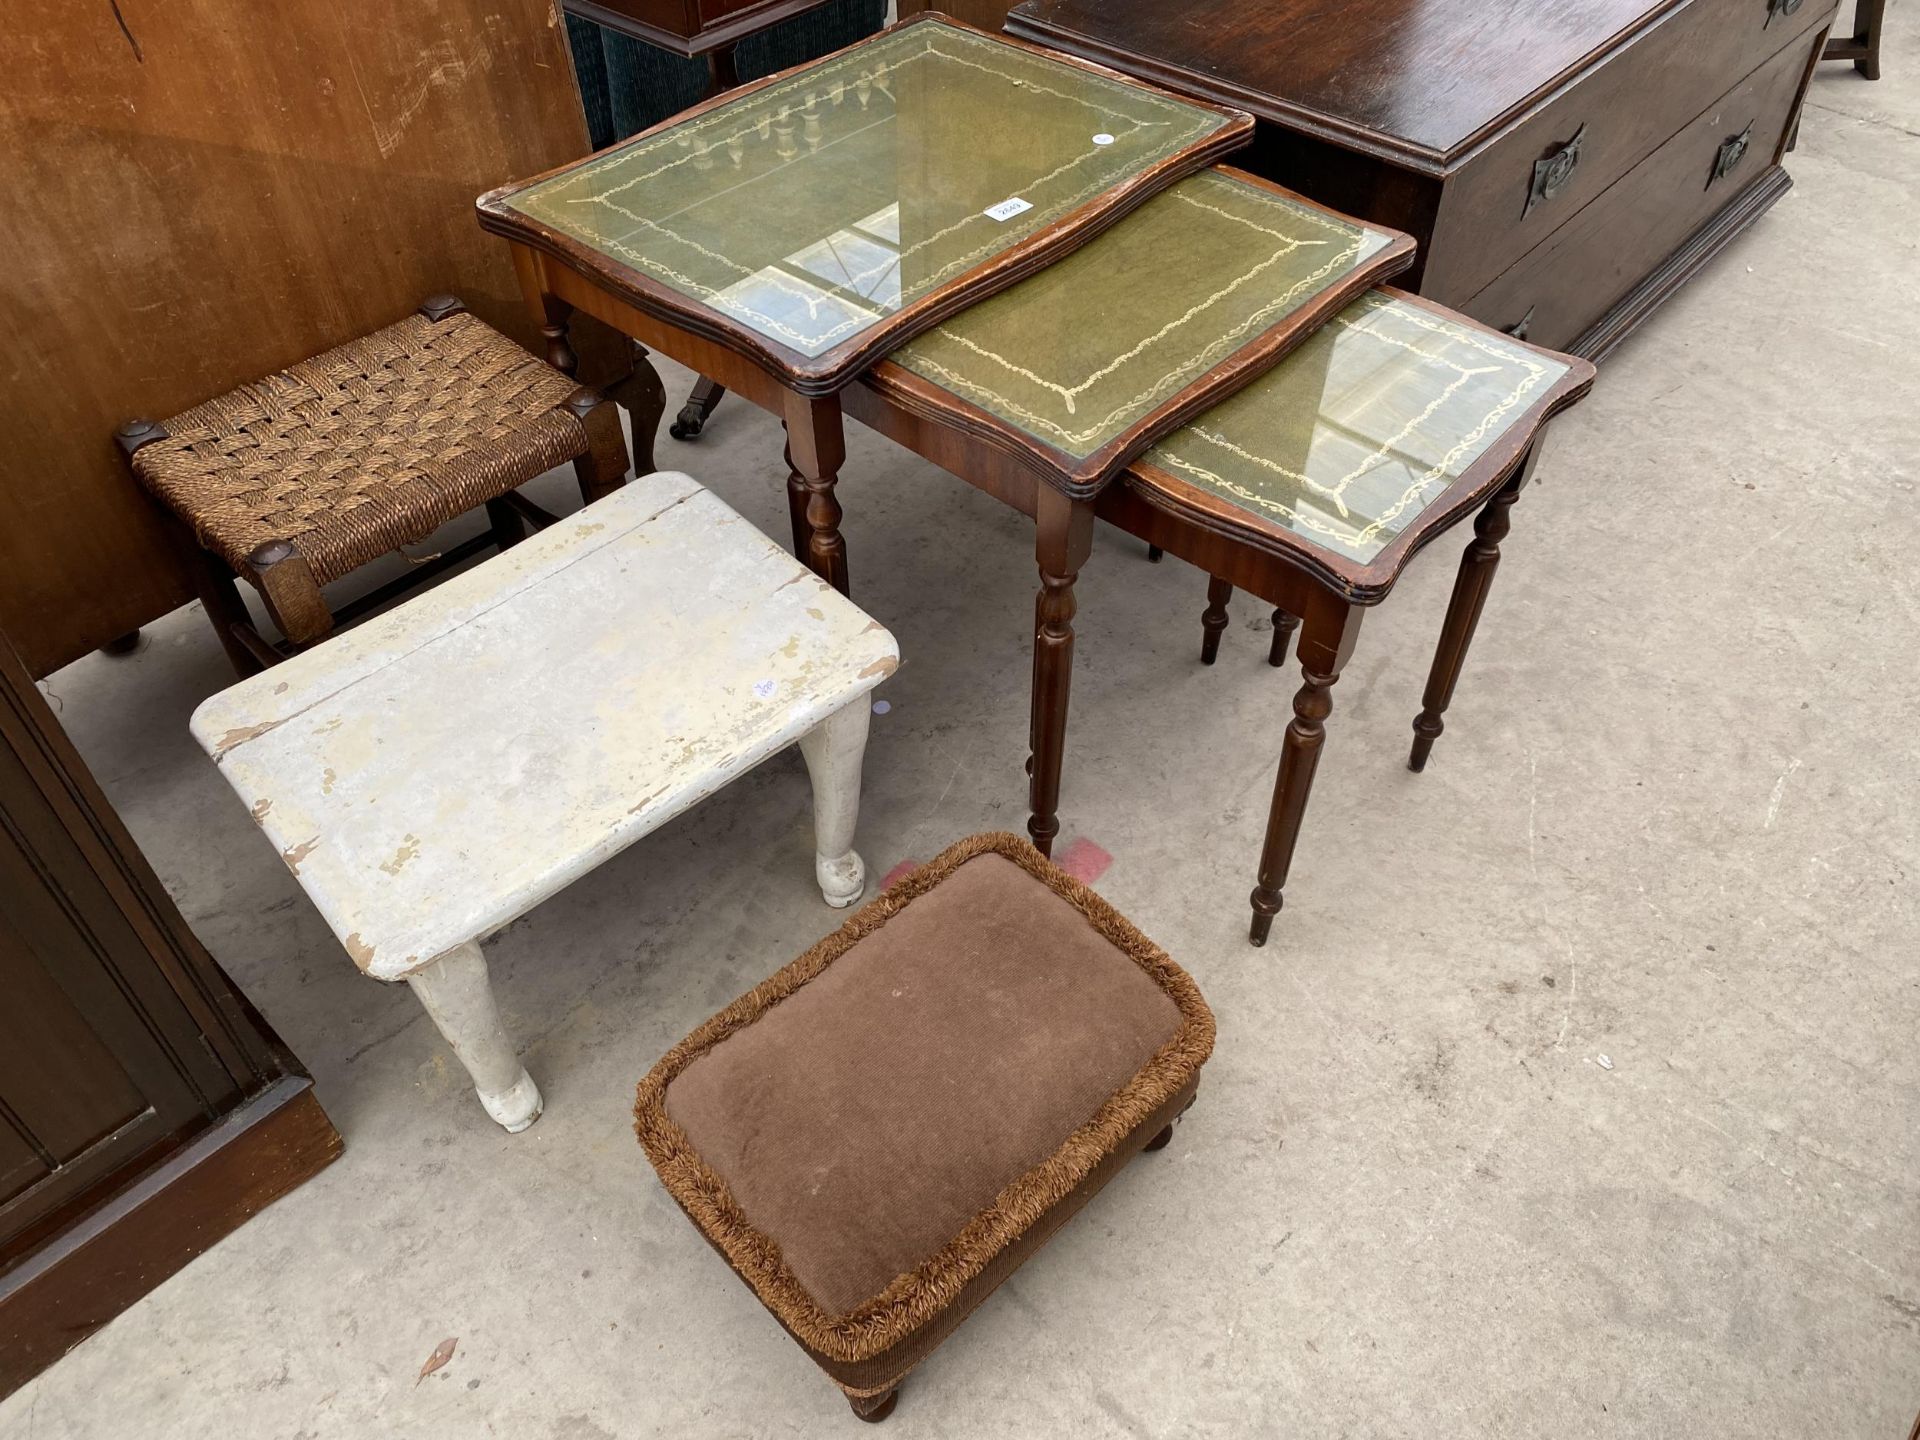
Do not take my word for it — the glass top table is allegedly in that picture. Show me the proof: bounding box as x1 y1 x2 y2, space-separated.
1131 289 1578 584
480 13 1249 393
872 167 1413 493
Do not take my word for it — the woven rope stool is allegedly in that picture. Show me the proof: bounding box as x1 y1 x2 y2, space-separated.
636 832 1214 1423
117 295 630 675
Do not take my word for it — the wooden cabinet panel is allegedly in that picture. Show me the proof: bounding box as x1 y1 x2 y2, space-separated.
0 627 340 1393
0 1 595 677
1461 29 1821 351
1422 0 1827 302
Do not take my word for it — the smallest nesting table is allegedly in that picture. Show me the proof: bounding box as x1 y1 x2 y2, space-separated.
192 472 897 1131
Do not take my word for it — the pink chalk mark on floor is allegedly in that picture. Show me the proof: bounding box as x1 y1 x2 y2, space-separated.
880 859 921 890
1055 836 1112 885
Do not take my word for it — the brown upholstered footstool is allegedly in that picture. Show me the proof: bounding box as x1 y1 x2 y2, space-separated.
635 832 1214 1422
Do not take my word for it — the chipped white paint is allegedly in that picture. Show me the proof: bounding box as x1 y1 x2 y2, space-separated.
190 472 897 1129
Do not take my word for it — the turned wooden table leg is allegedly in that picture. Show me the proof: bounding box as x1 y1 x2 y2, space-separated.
406 941 542 1132
797 696 872 908
1409 465 1526 773
783 391 851 595
1268 609 1300 668
781 428 809 559
1200 576 1233 664
1249 594 1363 946
1027 489 1095 857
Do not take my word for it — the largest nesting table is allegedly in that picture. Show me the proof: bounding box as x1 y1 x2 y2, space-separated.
478 10 1251 606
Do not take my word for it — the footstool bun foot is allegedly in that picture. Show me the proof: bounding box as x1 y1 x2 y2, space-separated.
848 1389 897 1423
1144 1123 1176 1152
479 1069 545 1133
817 849 867 908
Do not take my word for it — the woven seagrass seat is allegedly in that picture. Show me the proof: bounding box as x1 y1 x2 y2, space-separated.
118 296 630 675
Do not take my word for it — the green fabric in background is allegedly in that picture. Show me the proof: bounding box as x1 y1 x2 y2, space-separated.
565 2 891 150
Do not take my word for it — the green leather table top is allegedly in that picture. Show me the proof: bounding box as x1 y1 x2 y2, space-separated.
887 168 1401 468
501 17 1235 362
1142 292 1572 565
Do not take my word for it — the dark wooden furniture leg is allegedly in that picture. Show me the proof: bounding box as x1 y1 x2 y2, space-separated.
783 391 851 594
1267 609 1301 668
565 387 633 502
1408 466 1526 773
849 1388 899 1423
602 344 666 477
781 428 810 559
536 291 580 377
1249 592 1363 946
1200 575 1232 664
1146 544 1163 562
98 630 142 656
671 376 728 441
1825 0 1885 78
1027 489 1096 857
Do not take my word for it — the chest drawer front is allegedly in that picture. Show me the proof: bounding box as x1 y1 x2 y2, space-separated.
1422 0 1832 304
1460 27 1820 353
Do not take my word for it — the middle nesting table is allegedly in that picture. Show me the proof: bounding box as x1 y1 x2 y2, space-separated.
848 167 1413 850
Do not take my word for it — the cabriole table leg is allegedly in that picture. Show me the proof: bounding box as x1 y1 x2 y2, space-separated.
406 941 543 1133
798 696 873 908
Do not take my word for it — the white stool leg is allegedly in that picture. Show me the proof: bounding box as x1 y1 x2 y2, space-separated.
406 941 543 1133
797 696 871 907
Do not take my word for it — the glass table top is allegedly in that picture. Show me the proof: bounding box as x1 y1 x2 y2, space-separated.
501 18 1234 363
888 168 1400 465
1139 292 1572 565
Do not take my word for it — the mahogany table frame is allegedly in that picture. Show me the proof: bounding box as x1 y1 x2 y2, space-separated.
479 12 1251 595
858 289 1593 938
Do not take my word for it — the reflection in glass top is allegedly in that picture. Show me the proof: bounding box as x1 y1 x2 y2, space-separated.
889 170 1395 460
1142 293 1570 564
505 22 1230 358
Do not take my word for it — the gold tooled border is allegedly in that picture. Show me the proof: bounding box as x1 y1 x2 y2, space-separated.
633 830 1215 1364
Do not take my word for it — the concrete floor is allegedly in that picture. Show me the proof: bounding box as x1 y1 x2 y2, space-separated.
7 35 1918 1440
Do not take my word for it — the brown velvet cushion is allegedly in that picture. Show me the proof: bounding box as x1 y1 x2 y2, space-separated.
635 831 1214 1380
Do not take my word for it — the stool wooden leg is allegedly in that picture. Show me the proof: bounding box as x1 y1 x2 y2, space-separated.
1409 475 1522 773
797 697 871 908
1249 596 1364 947
98 630 143 656
565 387 633 504
784 391 851 595
485 497 526 552
406 941 542 1133
1146 544 1163 563
248 541 333 650
1267 609 1300 668
1200 576 1232 665
1028 490 1096 857
848 1388 898 1423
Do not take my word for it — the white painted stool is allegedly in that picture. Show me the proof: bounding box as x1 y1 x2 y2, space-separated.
191 471 897 1132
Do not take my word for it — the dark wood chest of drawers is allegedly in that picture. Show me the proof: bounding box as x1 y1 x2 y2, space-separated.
1007 0 1838 358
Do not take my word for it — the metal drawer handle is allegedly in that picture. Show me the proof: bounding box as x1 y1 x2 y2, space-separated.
1526 124 1586 217
1712 123 1755 185
1504 307 1536 343
1765 0 1803 27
